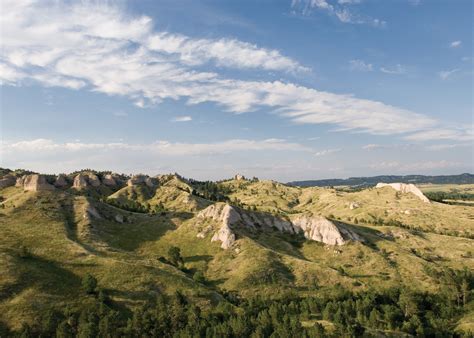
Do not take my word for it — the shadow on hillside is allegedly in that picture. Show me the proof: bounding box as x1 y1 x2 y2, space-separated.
0 251 81 302
185 255 213 263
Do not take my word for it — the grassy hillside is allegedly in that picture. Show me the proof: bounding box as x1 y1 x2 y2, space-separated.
0 173 473 336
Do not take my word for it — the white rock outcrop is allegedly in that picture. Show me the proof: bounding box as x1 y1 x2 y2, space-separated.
349 202 360 210
127 175 147 186
197 203 362 249
87 174 101 187
102 174 117 187
23 174 55 192
292 215 360 246
375 182 430 203
197 204 240 249
73 174 89 189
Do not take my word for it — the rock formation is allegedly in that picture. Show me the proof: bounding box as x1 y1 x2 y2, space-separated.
292 215 360 245
54 174 68 188
145 177 157 188
87 174 101 187
234 174 245 181
23 174 55 192
15 176 25 187
102 174 117 187
197 203 362 249
0 175 16 189
197 204 240 249
349 202 360 210
73 174 89 189
376 182 430 203
127 175 147 186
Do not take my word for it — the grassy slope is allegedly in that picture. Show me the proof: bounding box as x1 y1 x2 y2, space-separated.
0 180 473 331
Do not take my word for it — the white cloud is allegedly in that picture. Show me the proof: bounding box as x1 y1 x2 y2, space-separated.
362 144 384 150
0 0 468 141
370 160 463 171
0 138 312 157
349 59 373 72
171 116 192 122
314 148 341 156
404 126 473 141
438 69 459 80
380 64 406 75
292 0 385 26
450 40 462 48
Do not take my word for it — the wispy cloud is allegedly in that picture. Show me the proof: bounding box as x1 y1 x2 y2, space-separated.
171 116 193 122
291 0 385 27
314 148 341 156
380 64 406 75
450 40 462 48
404 126 473 141
369 160 463 171
0 138 313 156
438 69 459 80
0 0 468 141
349 59 373 72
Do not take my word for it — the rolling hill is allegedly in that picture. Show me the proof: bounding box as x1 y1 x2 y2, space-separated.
0 169 473 336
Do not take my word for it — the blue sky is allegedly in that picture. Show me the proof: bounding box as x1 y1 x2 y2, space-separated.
0 0 472 181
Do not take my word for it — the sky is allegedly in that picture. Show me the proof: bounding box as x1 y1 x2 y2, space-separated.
0 0 472 181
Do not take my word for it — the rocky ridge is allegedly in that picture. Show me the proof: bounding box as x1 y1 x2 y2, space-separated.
376 182 430 203
197 203 361 249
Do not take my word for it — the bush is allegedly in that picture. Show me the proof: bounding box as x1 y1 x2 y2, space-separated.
193 271 206 284
82 273 98 294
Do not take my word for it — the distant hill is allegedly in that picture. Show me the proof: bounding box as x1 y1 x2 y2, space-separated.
288 173 474 187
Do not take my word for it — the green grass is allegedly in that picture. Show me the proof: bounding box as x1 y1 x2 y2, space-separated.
0 178 473 333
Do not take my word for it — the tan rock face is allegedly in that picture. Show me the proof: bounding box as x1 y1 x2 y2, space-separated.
15 176 25 187
127 175 147 186
102 174 117 187
73 174 89 189
23 174 55 192
87 174 101 187
376 182 430 203
0 175 16 188
54 174 68 188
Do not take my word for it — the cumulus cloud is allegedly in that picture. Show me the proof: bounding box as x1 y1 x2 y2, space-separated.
0 0 468 140
450 40 462 48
